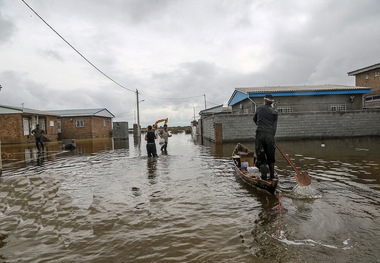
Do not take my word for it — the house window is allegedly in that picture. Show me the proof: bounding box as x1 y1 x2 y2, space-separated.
103 119 106 127
365 95 380 101
50 121 54 127
330 104 346 112
76 120 84 127
365 74 369 80
57 120 62 133
375 71 379 77
23 118 30 135
277 106 293 113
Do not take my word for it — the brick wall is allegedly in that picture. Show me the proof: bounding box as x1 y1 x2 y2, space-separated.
91 117 112 137
0 114 24 144
355 69 380 93
201 109 380 142
0 114 59 144
44 116 59 142
59 116 112 139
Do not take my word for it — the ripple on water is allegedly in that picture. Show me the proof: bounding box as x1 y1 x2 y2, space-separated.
0 135 379 262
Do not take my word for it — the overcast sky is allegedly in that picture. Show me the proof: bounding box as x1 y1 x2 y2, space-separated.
1 0 379 126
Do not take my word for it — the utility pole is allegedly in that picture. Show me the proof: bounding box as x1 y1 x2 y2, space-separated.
136 89 140 128
204 94 207 109
134 89 141 137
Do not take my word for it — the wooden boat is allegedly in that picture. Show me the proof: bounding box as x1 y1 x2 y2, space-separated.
232 143 279 195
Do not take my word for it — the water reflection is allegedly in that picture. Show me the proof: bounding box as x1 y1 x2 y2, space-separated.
0 137 129 172
147 158 158 184
0 134 379 263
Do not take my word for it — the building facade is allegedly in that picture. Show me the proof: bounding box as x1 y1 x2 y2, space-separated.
46 109 114 140
228 85 371 115
195 85 379 142
0 106 114 144
348 63 380 108
0 105 58 144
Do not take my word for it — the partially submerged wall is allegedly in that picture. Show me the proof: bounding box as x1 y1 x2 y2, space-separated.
200 109 380 142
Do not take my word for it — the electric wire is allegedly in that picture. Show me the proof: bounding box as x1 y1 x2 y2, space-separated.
21 0 135 94
21 1 221 108
141 93 204 100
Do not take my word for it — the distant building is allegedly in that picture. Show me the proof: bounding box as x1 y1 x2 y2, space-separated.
46 108 114 140
0 105 114 144
199 104 232 117
0 105 58 144
348 63 380 108
228 85 371 114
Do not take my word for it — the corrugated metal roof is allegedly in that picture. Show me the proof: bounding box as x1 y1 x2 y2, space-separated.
0 105 114 118
46 108 115 118
348 63 380 76
0 104 52 115
235 85 369 94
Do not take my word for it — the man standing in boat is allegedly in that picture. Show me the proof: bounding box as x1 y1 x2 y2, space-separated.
253 94 278 181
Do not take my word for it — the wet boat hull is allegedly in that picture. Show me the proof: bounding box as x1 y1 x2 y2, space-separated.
232 143 278 195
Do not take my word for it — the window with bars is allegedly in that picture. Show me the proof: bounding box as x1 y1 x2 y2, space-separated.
365 95 380 101
329 104 346 112
76 120 84 127
277 106 293 113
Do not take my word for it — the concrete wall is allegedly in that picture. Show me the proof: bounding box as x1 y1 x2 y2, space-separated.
201 109 380 142
113 122 129 139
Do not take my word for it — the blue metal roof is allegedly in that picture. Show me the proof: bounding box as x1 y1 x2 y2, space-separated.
228 85 371 106
248 89 371 97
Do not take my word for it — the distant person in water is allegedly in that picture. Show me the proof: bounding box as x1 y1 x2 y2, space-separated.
31 124 45 152
145 125 158 157
253 94 278 181
159 124 172 152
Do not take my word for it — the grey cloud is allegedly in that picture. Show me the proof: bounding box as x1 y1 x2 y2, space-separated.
50 0 172 25
39 49 64 61
0 12 15 42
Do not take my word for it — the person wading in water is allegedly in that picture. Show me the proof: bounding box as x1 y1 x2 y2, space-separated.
145 125 158 158
253 94 278 181
159 124 171 152
31 124 45 152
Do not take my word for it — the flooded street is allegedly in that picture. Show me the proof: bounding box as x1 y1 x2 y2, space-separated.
0 133 379 262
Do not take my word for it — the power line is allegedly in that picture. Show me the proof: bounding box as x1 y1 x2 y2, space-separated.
21 0 210 105
21 0 135 94
141 93 205 100
206 100 220 106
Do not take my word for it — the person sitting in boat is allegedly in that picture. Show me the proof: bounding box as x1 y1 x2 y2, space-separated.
253 94 278 181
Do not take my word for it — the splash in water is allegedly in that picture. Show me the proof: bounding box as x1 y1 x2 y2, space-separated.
290 184 322 199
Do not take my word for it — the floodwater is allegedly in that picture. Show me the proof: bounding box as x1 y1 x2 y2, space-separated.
0 133 379 263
